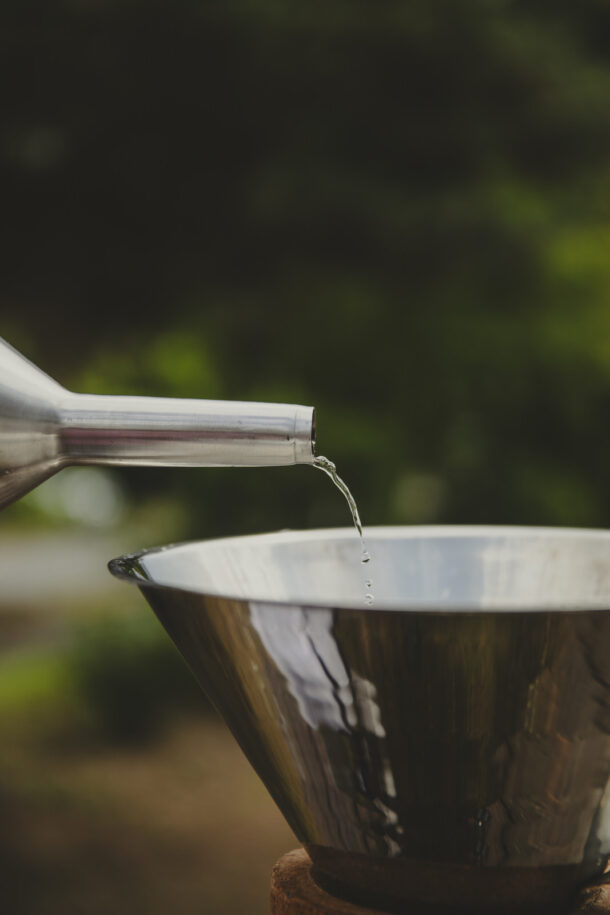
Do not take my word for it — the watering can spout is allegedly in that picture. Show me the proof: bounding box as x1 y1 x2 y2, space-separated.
0 337 315 510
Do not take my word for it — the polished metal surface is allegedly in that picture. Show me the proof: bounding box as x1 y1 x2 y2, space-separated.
0 337 315 509
110 526 610 910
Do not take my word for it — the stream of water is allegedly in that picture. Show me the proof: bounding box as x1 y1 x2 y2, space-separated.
313 455 374 605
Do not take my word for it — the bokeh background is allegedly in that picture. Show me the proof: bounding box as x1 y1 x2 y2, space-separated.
2 1 610 912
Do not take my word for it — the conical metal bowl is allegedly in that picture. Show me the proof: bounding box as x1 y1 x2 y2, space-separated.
110 526 610 912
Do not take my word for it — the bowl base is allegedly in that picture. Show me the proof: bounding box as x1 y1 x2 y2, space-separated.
306 845 591 913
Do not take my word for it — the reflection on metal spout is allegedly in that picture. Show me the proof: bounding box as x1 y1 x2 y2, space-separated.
60 394 315 467
0 336 315 508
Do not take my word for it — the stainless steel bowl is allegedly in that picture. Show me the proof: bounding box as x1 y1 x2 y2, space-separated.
110 526 610 911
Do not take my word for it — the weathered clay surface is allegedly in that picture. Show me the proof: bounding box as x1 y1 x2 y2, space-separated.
270 849 385 914
270 849 610 914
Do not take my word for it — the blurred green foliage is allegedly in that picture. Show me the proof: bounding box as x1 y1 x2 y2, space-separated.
0 610 207 746
2 0 610 535
66 611 208 744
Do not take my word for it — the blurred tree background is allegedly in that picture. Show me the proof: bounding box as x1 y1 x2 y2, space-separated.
3 0 610 534
2 2 610 913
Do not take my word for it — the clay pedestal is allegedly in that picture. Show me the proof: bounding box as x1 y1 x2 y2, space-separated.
271 850 384 914
269 850 610 915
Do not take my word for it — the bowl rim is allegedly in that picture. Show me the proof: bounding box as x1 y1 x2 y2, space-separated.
108 524 610 615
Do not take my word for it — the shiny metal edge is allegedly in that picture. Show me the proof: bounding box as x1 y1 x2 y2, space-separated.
108 525 610 614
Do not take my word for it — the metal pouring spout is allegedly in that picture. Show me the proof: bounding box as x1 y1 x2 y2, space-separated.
0 337 315 510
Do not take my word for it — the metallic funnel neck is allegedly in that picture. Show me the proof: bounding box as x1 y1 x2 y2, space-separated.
0 337 315 509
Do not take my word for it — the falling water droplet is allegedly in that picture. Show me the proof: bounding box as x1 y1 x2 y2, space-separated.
314 455 374 606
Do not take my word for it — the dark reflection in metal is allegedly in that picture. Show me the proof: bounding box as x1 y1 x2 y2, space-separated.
109 526 610 909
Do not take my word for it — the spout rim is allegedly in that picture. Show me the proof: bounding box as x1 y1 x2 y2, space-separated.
293 405 315 464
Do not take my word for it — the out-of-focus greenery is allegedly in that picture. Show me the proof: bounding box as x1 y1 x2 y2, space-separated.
0 617 291 915
66 611 209 744
0 609 207 745
2 0 610 536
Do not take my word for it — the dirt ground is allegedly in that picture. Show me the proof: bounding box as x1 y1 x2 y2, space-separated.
0 527 296 914
0 715 296 915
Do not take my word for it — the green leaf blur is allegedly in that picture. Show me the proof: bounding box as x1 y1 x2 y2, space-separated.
4 1 610 535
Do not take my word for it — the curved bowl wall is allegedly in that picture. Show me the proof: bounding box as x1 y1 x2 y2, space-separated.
109 526 610 910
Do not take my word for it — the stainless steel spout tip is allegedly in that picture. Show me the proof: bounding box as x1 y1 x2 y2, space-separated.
294 405 316 464
0 335 318 508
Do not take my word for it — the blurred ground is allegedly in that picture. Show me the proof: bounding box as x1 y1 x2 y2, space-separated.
0 524 295 915
0 714 294 915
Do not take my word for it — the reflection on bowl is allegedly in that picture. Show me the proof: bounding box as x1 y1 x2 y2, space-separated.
110 526 610 911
